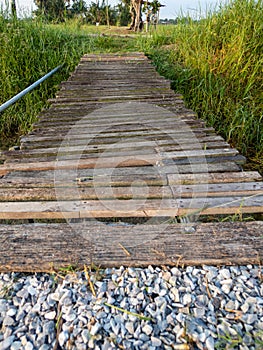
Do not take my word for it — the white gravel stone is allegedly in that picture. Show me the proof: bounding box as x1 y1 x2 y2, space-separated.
3 315 15 326
151 336 162 347
0 336 15 350
182 293 192 306
125 322 134 334
170 287 180 302
205 336 214 350
6 308 17 317
44 311 56 320
24 342 34 350
10 341 22 350
90 322 101 336
0 265 262 349
142 324 153 335
58 331 69 346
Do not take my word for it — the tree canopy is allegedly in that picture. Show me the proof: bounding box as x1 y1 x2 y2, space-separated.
33 0 164 30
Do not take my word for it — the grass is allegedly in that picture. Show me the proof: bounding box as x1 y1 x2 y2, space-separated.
0 17 137 148
0 0 262 175
215 330 263 349
145 0 263 174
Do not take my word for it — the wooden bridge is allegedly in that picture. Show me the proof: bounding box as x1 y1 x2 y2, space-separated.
0 53 262 272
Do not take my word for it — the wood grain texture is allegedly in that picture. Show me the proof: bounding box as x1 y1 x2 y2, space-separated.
0 52 262 228
0 195 262 219
0 222 262 272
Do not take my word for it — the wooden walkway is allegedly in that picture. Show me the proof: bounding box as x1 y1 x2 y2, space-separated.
0 53 262 271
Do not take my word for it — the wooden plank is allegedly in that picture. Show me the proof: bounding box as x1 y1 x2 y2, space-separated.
170 182 263 197
2 172 259 192
3 139 229 161
0 221 262 272
31 118 205 132
0 185 173 201
0 172 167 188
0 163 242 191
2 149 239 172
5 155 244 168
46 97 187 107
168 172 262 184
5 148 239 166
1 182 262 201
0 195 262 219
48 93 177 104
4 142 231 164
20 127 216 144
2 155 159 172
0 170 8 177
21 128 219 147
36 107 191 122
20 134 224 150
61 79 173 87
60 81 171 89
34 110 197 123
56 87 173 97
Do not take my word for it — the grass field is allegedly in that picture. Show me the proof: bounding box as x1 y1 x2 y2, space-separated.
0 0 262 174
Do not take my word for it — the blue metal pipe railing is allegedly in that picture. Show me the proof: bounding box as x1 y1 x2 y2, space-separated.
0 65 63 113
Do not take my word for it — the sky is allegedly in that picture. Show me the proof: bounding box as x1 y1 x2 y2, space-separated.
0 0 228 19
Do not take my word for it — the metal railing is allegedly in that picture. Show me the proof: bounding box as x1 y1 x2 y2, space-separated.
0 65 63 113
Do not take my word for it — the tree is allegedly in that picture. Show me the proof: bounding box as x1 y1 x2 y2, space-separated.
129 0 143 31
117 0 131 26
127 0 164 32
71 0 88 15
68 0 88 19
10 0 17 19
34 0 67 22
86 1 117 25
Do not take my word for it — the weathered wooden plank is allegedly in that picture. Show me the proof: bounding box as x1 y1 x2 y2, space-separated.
20 133 223 150
3 141 230 164
168 171 262 185
46 97 186 107
32 118 205 132
0 221 262 272
60 82 172 90
0 186 172 201
2 155 157 172
3 171 259 190
29 123 208 138
36 107 191 122
48 93 178 104
56 87 174 96
0 170 8 177
2 149 239 172
61 79 173 87
5 154 244 168
0 172 167 188
20 128 217 146
1 164 240 189
0 194 263 219
1 182 262 202
171 182 263 197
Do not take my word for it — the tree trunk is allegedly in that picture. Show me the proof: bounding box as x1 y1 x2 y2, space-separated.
10 0 17 18
129 0 143 32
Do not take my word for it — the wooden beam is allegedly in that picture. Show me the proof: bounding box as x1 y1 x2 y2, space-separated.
0 195 262 219
0 222 262 272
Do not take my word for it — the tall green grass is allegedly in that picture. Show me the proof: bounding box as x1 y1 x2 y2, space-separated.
147 0 263 173
0 16 135 148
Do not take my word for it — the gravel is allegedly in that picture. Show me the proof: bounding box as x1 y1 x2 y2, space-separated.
0 265 263 349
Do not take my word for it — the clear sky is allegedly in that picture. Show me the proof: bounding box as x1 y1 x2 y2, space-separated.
0 0 228 19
